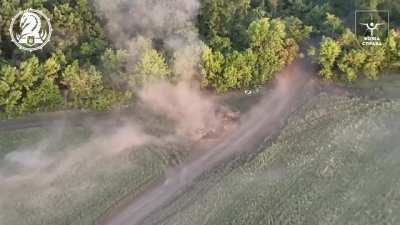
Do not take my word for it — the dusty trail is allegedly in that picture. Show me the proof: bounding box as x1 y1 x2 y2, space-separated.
98 60 319 225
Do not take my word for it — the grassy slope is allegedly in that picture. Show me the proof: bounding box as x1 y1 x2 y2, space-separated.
142 94 400 225
0 112 188 225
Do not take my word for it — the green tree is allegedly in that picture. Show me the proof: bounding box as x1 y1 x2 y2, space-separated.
199 0 252 49
0 55 64 116
0 56 43 115
126 38 171 87
19 56 41 91
100 49 129 90
202 16 310 92
318 37 342 80
0 65 20 115
338 49 367 81
284 16 313 42
304 4 331 29
248 17 305 83
362 47 387 80
129 48 171 87
19 78 63 114
323 13 344 36
220 50 256 92
388 30 400 69
201 47 225 90
248 18 285 83
62 61 105 109
339 28 357 46
19 55 64 114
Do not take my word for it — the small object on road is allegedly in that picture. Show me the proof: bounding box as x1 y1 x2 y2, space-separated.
244 86 261 96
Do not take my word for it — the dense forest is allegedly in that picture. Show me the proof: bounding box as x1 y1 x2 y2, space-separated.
0 0 399 118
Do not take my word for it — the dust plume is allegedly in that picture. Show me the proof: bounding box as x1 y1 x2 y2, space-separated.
100 60 319 225
0 121 149 184
139 81 231 140
95 0 232 141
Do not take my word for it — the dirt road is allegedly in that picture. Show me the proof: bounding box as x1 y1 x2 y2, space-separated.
98 60 319 225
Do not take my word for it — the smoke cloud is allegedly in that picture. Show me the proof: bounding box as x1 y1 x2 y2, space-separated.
100 60 319 225
139 81 227 140
95 0 232 141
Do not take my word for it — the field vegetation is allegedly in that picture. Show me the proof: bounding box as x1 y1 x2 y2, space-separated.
0 107 189 225
140 94 400 225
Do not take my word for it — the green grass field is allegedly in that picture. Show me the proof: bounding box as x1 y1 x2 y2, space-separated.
2 78 400 225
0 113 189 225
341 73 400 99
141 94 400 225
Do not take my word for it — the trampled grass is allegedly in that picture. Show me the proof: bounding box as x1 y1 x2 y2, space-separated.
141 94 400 225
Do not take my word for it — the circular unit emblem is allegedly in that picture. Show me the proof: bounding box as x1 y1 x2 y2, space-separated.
9 8 52 52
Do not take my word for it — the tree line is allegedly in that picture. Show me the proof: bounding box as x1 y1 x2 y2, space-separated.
198 0 400 87
0 0 171 118
0 0 399 118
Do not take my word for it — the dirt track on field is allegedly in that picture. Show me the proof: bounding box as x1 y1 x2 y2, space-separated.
97 60 323 225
